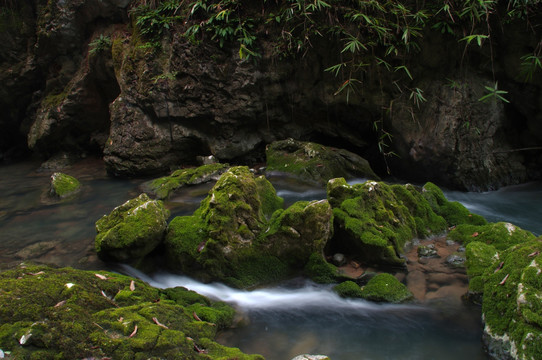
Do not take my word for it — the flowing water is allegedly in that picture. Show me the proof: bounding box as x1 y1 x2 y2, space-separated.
1 159 541 359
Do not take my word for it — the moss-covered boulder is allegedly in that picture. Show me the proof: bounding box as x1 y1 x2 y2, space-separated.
0 264 263 360
165 166 285 286
166 166 335 287
262 199 333 266
95 193 169 263
333 280 364 298
326 178 448 266
266 138 379 184
49 172 81 198
449 222 536 250
143 163 230 200
359 273 413 303
470 238 542 360
422 182 487 226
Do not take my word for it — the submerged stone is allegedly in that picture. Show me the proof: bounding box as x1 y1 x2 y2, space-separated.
49 172 81 198
266 138 379 185
0 264 262 360
143 163 229 200
359 273 413 303
95 193 169 263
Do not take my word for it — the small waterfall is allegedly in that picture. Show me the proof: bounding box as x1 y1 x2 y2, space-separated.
119 264 422 313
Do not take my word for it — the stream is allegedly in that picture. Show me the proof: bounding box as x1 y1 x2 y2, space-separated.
1 159 541 359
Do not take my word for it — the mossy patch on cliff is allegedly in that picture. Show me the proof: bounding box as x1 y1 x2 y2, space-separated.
0 263 262 359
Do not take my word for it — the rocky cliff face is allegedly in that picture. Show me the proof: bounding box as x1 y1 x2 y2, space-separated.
1 0 541 190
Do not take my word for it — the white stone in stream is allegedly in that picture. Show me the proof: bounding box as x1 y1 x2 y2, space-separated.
291 355 331 360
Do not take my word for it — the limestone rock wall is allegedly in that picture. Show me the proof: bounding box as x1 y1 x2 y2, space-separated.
1 0 541 190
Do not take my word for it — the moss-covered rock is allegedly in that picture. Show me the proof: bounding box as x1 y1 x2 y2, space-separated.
166 166 284 286
0 264 262 360
326 179 448 266
95 193 169 263
475 238 542 360
333 280 364 298
266 138 379 185
359 273 413 303
422 182 486 226
143 163 230 200
303 253 340 284
262 199 333 266
166 166 336 287
449 222 536 250
464 241 499 295
49 172 81 198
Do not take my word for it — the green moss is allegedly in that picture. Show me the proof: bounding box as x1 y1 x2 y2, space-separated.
147 163 230 200
328 180 428 266
188 301 235 329
0 264 259 359
41 88 69 110
198 337 265 360
304 253 339 283
255 175 284 218
266 139 379 184
95 193 169 262
50 172 81 198
360 273 413 303
260 199 333 267
421 182 486 227
449 222 536 250
165 215 207 271
333 280 364 298
229 254 290 288
161 287 210 307
165 167 333 287
481 240 542 354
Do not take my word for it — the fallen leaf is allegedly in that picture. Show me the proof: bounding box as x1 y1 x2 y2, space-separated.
153 317 168 329
471 232 479 237
194 344 207 354
499 274 509 285
193 312 202 321
129 325 138 338
118 317 124 322
528 251 540 257
130 280 135 291
54 300 67 308
95 273 107 280
28 271 45 276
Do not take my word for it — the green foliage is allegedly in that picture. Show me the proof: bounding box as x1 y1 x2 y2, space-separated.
185 0 260 60
520 50 542 82
88 34 112 55
478 82 510 104
131 0 183 41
